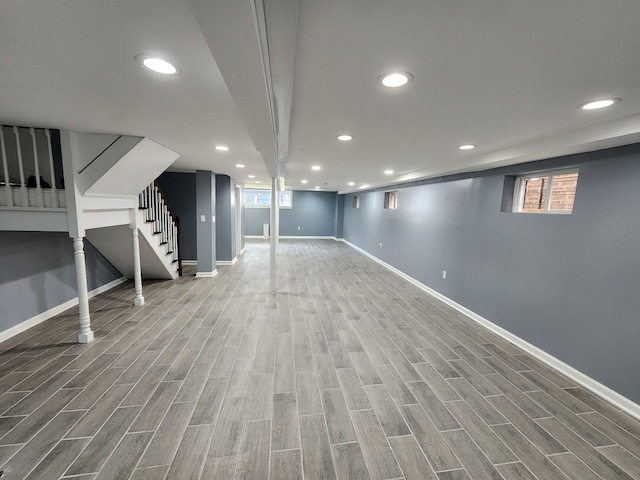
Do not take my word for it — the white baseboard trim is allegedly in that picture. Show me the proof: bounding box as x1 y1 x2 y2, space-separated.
217 257 238 266
240 247 246 255
181 260 197 266
0 276 127 344
342 239 640 421
245 235 338 240
279 236 337 240
195 270 218 278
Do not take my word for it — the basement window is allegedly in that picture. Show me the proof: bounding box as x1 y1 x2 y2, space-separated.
513 169 578 214
353 195 360 208
245 189 292 208
384 191 398 209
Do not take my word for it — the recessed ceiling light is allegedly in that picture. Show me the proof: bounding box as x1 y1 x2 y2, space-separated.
301 179 308 184
384 170 394 175
459 144 476 150
248 174 255 178
580 98 620 110
255 180 261 183
348 181 355 186
315 186 320 189
215 145 229 151
359 184 369 190
311 165 321 171
135 55 181 75
337 135 353 141
378 72 413 88
235 164 245 168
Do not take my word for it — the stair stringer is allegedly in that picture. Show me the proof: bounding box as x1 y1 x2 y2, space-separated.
85 205 178 280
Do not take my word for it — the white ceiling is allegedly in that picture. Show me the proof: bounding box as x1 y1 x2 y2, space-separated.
1 0 640 194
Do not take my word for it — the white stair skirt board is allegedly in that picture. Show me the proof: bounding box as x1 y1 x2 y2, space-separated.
195 270 218 278
340 238 640 421
0 276 127 344
216 257 237 266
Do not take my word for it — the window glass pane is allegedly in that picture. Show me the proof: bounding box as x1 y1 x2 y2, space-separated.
513 169 578 214
245 189 271 207
279 191 292 207
522 176 548 212
549 173 578 211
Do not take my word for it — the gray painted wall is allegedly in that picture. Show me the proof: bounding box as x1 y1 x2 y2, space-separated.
245 190 338 236
196 170 216 274
215 175 236 261
157 172 197 261
0 232 121 331
343 143 640 403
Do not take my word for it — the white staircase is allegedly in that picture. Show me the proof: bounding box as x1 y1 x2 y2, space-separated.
1 127 180 277
1 124 182 341
86 184 180 280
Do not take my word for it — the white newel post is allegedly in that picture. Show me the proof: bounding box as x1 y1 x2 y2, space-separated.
73 237 94 344
132 228 145 306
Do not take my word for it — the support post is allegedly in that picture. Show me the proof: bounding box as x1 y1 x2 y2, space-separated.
270 177 278 295
132 228 145 306
73 237 94 344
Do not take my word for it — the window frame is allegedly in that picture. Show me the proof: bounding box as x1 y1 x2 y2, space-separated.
512 168 578 215
353 195 360 208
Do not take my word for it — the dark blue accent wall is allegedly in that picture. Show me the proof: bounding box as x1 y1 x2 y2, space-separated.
0 232 121 331
157 172 197 261
343 143 640 403
245 190 338 236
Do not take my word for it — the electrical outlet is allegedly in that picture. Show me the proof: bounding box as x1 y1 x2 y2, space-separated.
379 242 383 249
442 270 447 279
298 226 301 230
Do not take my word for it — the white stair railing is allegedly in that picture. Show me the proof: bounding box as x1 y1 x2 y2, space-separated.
0 125 63 209
139 182 181 275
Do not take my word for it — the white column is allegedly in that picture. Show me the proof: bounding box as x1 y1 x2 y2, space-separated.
270 177 278 294
73 237 94 344
132 228 145 306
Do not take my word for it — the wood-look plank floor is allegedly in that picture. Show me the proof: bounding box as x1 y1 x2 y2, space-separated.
1 239 639 479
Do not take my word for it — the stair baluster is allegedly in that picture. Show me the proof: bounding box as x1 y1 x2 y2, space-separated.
12 126 28 206
0 129 13 207
138 180 182 276
44 129 59 208
29 128 45 208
